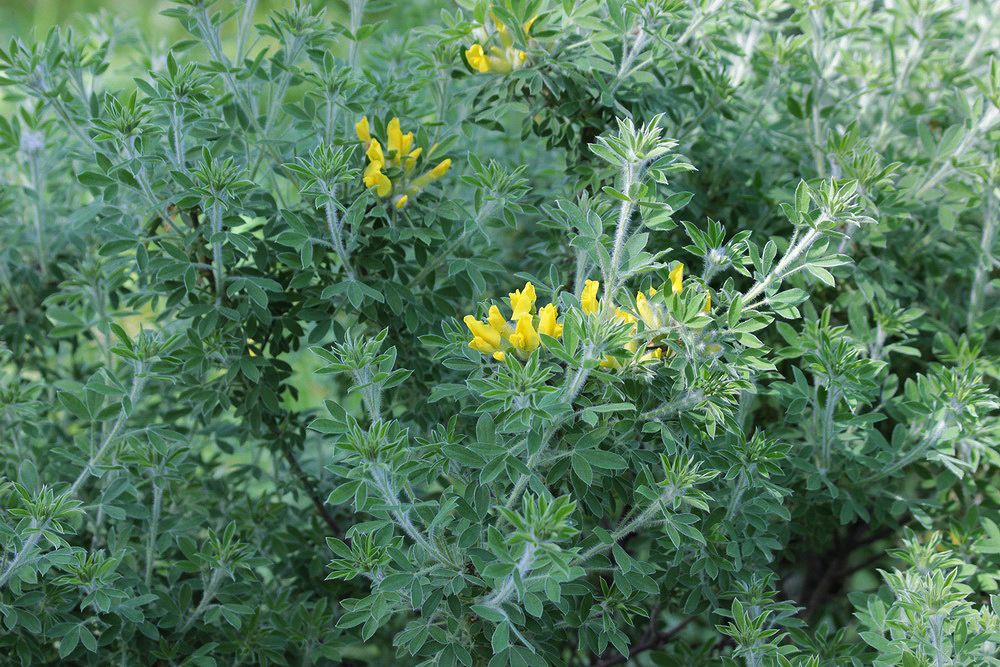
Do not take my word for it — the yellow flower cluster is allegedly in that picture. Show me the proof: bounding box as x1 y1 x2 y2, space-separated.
582 264 694 368
464 281 563 361
465 13 537 74
463 264 709 367
355 116 452 208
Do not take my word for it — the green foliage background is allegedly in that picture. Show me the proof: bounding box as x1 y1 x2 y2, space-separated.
0 1 998 666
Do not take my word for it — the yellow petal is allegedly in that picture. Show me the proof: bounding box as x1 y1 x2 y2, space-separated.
394 194 409 209
366 138 385 167
464 314 502 349
537 303 562 338
355 116 371 143
702 291 711 313
493 350 506 361
510 316 539 356
614 307 637 324
364 169 392 197
670 263 684 295
466 44 490 72
469 336 498 355
387 117 403 158
636 291 660 328
430 158 451 178
403 146 423 173
410 158 453 190
509 282 536 321
488 305 511 338
581 280 599 314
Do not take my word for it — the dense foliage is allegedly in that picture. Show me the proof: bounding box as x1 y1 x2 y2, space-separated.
0 0 998 665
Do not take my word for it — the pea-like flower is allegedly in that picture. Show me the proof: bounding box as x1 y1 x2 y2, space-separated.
583 264 692 369
464 12 537 74
355 116 453 207
464 281 562 361
581 280 600 314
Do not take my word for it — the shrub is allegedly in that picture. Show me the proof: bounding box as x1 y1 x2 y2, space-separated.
0 0 998 665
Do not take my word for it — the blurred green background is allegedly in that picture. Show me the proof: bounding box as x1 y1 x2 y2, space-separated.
0 0 444 41
0 1 342 36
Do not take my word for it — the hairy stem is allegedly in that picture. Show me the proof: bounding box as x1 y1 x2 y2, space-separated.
484 542 536 608
178 567 225 633
325 193 356 280
741 227 821 306
0 364 146 590
145 481 163 586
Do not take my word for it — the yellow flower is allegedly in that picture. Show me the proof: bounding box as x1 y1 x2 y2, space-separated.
636 290 661 328
410 159 453 190
366 138 385 169
387 117 414 164
641 347 664 362
464 314 502 351
614 307 637 324
470 336 498 355
403 146 422 173
670 263 684 295
702 291 711 313
355 116 371 144
364 169 392 197
488 305 512 338
599 356 619 369
430 158 451 178
581 280 600 314
537 303 563 338
466 44 490 72
509 314 540 356
509 282 536 320
464 280 562 361
394 194 408 209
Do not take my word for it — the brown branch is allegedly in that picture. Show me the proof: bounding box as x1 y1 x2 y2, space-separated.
591 616 694 667
283 448 341 536
801 516 909 621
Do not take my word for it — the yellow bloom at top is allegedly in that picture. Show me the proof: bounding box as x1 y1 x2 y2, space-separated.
581 280 600 314
509 282 536 321
670 263 684 295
